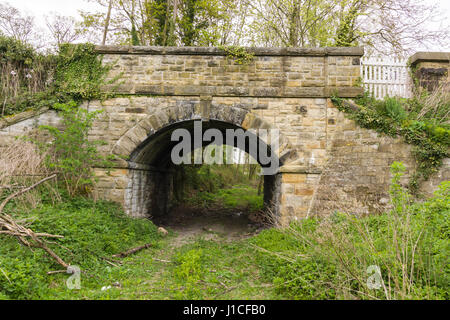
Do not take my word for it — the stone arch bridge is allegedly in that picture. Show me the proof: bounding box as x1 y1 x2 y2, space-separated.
1 46 447 224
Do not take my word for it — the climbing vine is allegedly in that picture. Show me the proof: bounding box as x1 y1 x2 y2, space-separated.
54 43 116 102
1 42 116 117
331 94 449 192
218 45 254 65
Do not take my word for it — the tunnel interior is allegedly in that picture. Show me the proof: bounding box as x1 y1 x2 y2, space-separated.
126 119 282 224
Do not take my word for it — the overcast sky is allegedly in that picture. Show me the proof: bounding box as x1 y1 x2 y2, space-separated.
6 0 450 52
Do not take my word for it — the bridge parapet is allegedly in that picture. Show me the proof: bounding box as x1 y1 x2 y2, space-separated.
96 45 363 99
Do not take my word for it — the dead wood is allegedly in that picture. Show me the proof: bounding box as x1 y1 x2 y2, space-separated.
47 270 67 275
112 243 153 258
0 174 69 269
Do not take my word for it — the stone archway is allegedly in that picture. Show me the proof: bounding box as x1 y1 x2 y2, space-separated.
109 103 296 220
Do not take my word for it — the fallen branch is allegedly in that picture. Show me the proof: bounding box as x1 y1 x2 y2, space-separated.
0 174 57 213
0 230 64 238
153 258 173 263
0 174 69 269
112 243 153 258
47 270 67 275
103 259 121 268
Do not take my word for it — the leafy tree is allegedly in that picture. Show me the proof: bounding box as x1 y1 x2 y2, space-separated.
79 0 240 46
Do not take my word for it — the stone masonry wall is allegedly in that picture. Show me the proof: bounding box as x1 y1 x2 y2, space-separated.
1 97 448 223
410 52 450 91
0 108 61 149
98 46 362 98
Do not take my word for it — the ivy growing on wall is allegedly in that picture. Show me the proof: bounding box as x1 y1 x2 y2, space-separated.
331 94 449 192
54 43 112 102
0 41 115 117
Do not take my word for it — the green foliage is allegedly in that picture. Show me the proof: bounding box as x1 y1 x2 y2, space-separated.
333 4 368 48
154 239 279 300
0 35 57 116
331 94 450 191
54 43 112 101
250 220 337 299
80 0 233 47
173 249 205 298
1 39 115 118
146 0 172 46
378 97 408 122
173 160 263 212
131 24 141 46
187 185 263 212
218 45 254 65
177 0 221 46
251 163 449 299
38 101 114 196
1 165 447 300
0 35 35 66
407 85 450 126
174 163 258 197
174 249 204 281
0 197 160 299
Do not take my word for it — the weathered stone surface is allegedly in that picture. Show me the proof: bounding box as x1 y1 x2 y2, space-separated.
410 52 450 91
95 45 364 57
100 46 362 98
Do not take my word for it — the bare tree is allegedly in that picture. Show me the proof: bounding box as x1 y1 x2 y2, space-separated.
45 13 81 46
246 0 449 55
0 2 35 43
357 0 450 55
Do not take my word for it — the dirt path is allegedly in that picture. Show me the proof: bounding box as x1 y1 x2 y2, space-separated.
113 206 275 299
153 206 264 247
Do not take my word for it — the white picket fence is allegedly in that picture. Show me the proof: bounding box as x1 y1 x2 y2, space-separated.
360 56 413 99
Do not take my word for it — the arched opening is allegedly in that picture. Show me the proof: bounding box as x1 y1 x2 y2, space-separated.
124 119 282 231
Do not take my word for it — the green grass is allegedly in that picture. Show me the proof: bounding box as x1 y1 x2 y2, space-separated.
250 177 450 300
0 197 162 299
126 238 281 300
186 185 263 212
0 195 275 300
1 172 448 300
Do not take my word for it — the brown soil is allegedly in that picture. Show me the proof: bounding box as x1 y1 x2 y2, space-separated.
152 206 266 246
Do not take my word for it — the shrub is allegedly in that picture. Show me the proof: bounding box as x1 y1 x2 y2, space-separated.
409 83 450 126
173 249 206 299
252 162 449 300
0 139 56 208
38 101 114 196
1 40 116 118
0 35 56 116
54 43 113 101
377 97 408 122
